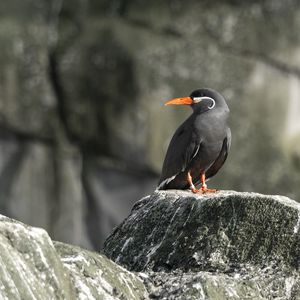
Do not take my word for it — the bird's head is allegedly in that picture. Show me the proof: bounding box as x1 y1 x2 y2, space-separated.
165 88 229 114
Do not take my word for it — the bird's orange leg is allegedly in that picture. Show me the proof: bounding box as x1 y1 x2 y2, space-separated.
201 173 217 193
187 171 200 193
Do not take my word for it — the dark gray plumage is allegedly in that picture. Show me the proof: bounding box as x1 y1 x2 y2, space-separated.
158 88 231 192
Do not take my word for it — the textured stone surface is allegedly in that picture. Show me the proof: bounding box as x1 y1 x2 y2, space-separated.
0 1 56 136
0 191 299 299
0 215 75 299
56 242 148 300
104 190 300 299
143 268 300 300
0 214 148 300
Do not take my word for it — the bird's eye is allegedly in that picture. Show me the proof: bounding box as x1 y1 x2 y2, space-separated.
208 99 215 109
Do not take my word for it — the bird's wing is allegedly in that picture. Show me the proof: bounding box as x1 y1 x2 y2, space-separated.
158 122 201 187
205 128 231 180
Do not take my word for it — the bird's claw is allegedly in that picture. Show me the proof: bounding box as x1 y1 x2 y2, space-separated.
190 187 218 194
201 187 218 193
191 188 217 194
191 188 201 193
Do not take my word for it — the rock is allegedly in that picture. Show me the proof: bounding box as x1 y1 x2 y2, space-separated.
0 0 93 250
0 215 75 299
55 242 147 300
0 0 56 137
82 157 157 249
3 140 92 250
1 189 299 299
144 268 300 300
104 190 300 299
0 214 147 300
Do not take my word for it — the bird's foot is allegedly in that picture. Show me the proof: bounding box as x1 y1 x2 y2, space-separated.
191 187 201 193
200 182 217 193
201 187 218 193
190 185 218 193
190 187 218 194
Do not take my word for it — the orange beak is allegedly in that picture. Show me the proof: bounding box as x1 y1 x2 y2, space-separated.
165 97 193 106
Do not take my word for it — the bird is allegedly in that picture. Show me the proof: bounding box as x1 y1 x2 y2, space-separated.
157 88 231 193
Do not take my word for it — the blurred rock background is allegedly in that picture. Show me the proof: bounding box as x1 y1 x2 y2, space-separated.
0 0 300 250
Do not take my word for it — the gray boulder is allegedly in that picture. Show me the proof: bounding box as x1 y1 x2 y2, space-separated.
0 214 147 300
1 190 299 299
104 190 300 299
